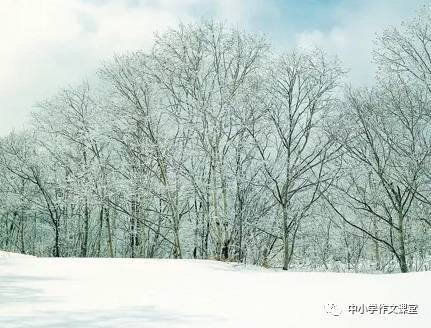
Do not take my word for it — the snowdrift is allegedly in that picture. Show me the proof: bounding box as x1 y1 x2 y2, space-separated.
0 257 429 328
0 250 34 258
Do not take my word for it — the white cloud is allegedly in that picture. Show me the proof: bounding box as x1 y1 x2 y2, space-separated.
0 0 427 135
211 0 278 27
0 0 197 135
295 0 426 86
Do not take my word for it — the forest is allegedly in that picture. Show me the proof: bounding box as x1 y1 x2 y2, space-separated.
1 12 431 274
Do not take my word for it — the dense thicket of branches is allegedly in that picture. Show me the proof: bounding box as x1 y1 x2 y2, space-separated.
2 17 431 273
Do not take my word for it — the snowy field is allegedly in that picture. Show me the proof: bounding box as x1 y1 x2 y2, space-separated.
0 252 429 328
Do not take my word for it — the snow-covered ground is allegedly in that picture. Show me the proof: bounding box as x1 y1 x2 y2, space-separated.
0 254 429 328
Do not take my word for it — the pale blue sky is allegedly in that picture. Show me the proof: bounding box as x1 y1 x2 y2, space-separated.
0 0 427 135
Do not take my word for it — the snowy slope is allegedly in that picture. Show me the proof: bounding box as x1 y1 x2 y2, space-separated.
0 257 429 328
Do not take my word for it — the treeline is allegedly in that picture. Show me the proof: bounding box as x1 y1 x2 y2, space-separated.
1 16 431 273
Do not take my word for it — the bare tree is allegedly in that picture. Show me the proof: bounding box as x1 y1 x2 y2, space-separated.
326 78 431 272
247 50 343 270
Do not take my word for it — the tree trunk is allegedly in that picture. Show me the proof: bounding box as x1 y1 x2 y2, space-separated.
373 219 381 270
398 211 408 273
81 202 89 257
105 208 115 257
97 206 104 256
173 221 182 259
53 221 60 257
282 206 289 270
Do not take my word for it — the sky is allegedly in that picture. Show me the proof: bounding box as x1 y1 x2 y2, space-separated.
0 0 427 135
